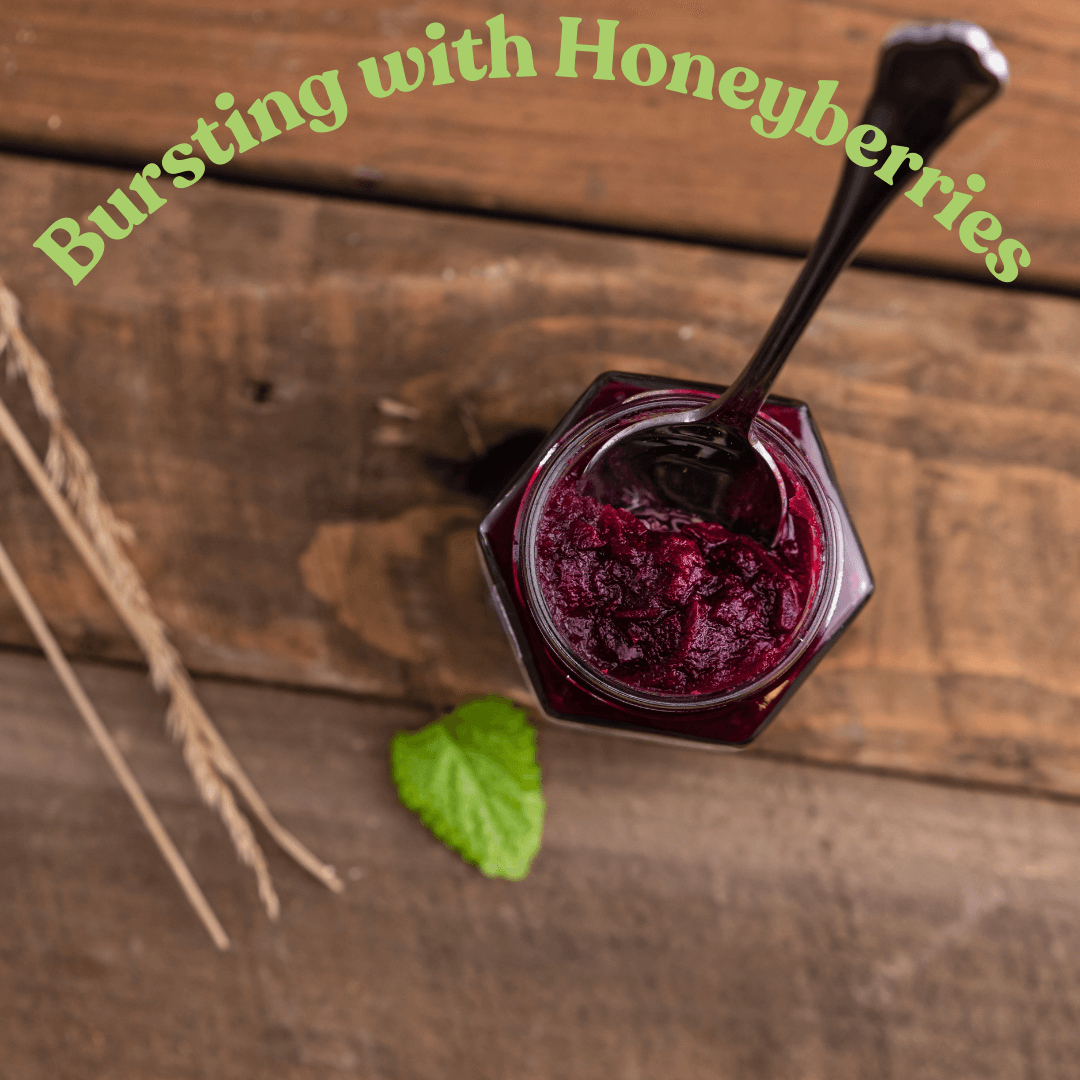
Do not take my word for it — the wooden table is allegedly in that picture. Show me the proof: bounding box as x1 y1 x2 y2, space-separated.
2 4 1078 1077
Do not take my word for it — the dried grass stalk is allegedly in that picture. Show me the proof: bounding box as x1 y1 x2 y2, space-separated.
0 277 343 917
0 535 231 950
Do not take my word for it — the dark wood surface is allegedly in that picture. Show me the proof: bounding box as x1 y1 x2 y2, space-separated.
3 5 1080 1074
1 0 1075 286
2 151 1079 797
4 648 1080 1080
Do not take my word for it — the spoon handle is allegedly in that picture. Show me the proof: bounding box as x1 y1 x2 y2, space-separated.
705 22 1009 432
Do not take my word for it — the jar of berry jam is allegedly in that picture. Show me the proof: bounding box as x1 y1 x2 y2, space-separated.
478 371 873 748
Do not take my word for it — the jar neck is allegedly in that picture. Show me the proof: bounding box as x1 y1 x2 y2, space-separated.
514 395 844 715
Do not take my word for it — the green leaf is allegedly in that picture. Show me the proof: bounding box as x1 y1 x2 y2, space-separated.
390 696 545 880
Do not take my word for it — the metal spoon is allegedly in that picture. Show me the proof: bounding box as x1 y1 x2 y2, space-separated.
579 21 1009 546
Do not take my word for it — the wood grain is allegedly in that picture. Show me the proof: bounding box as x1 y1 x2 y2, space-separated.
3 648 1080 1080
0 0 1075 286
2 151 1079 798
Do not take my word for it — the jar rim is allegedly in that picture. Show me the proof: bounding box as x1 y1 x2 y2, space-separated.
514 389 845 713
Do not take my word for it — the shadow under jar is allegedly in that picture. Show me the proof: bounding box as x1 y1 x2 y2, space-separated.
478 372 873 748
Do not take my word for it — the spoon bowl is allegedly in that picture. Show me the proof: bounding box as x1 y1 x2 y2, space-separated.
579 406 787 546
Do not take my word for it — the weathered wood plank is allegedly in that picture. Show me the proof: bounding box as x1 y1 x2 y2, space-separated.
3 649 1080 1080
0 0 1074 286
2 152 1079 798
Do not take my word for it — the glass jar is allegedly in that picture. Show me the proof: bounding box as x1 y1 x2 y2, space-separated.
478 371 873 748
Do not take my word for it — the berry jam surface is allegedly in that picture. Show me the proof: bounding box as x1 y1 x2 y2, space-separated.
535 470 824 696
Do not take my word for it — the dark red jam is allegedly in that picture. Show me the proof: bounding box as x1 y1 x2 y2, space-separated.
535 471 823 696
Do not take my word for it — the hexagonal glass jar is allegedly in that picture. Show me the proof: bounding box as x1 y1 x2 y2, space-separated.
478 372 873 748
